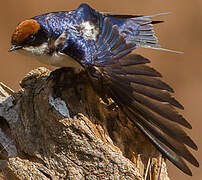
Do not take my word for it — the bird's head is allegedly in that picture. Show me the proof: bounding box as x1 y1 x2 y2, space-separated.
9 19 48 56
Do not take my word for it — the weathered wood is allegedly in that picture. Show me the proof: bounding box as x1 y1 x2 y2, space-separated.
0 67 170 179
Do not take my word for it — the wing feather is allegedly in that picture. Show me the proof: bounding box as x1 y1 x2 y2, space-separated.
75 5 198 175
90 53 199 176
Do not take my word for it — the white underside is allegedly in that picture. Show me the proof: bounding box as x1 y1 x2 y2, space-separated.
18 43 83 70
35 52 81 69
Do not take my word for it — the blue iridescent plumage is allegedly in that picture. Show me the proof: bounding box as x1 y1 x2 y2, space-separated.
9 3 198 176
32 3 158 66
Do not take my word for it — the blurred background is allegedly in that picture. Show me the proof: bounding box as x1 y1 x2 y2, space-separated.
0 0 201 179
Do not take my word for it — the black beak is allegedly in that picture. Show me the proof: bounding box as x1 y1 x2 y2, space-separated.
8 45 23 52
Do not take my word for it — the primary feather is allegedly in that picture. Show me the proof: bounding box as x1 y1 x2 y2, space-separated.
9 3 198 176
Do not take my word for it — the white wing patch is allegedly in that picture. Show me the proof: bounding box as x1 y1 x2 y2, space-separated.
79 21 99 41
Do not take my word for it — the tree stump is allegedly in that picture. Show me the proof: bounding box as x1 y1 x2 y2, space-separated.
0 67 170 180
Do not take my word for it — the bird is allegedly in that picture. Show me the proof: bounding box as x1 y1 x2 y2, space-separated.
9 3 199 176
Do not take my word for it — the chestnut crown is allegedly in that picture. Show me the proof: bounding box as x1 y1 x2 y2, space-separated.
11 19 40 46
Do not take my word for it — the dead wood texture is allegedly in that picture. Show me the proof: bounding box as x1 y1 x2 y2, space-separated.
0 67 170 180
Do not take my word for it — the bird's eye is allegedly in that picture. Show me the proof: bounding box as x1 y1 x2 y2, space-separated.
29 35 35 41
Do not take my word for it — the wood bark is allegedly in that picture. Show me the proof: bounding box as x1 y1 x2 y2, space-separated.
0 67 170 180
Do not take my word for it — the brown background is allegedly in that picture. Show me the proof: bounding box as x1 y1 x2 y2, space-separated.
0 0 201 179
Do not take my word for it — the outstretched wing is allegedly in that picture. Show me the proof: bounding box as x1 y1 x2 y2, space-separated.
79 4 199 175
58 3 198 175
95 53 199 176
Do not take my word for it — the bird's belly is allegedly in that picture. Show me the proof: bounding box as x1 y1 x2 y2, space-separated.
37 52 82 69
18 49 82 70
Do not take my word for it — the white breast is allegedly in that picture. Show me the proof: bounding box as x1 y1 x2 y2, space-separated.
37 51 82 69
19 42 82 70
